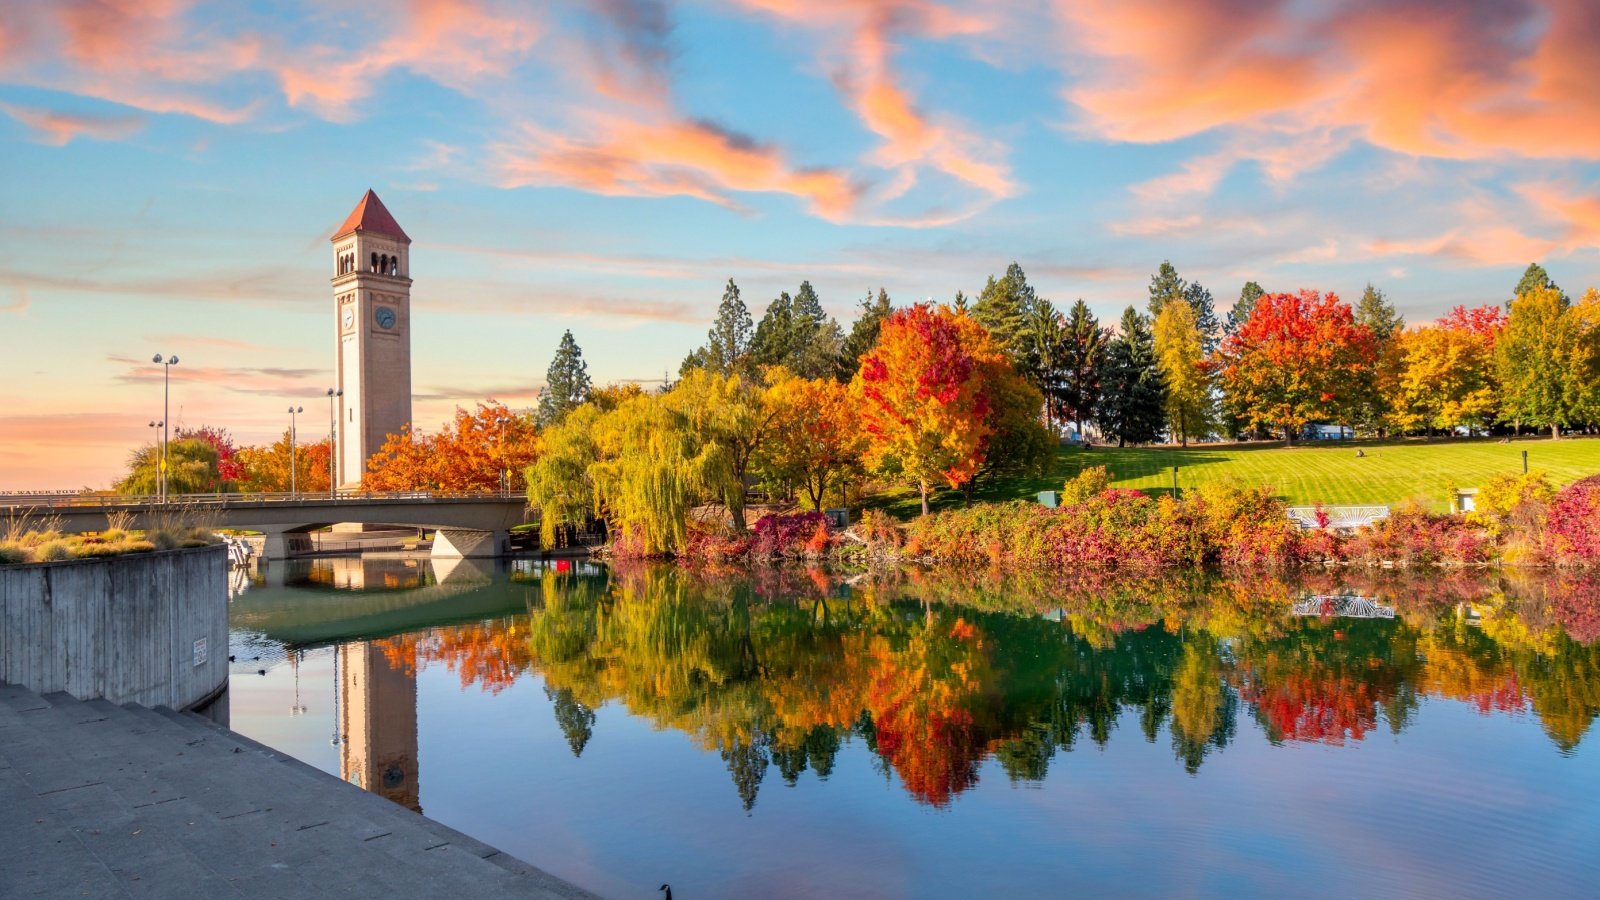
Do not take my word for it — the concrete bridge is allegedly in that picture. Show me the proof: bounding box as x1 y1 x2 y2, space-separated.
0 490 532 560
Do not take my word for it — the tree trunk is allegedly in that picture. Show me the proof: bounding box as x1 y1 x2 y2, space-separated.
1553 423 1562 440
963 483 973 508
920 481 930 517
1283 425 1294 446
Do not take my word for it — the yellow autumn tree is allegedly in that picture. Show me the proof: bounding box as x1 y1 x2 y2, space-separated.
1385 308 1503 435
756 371 865 511
1153 300 1212 445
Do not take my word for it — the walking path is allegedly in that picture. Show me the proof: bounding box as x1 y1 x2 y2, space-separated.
0 682 595 899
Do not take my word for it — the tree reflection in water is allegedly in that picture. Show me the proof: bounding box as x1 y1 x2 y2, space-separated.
372 565 1600 808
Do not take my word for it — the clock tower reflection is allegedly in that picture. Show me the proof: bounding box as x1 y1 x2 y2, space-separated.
338 640 420 812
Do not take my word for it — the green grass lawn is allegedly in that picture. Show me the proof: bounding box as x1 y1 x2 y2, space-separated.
870 436 1600 517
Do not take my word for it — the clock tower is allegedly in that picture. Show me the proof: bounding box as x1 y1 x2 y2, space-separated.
331 189 412 488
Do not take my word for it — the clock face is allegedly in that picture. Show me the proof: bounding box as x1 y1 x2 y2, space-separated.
375 307 396 329
342 307 354 329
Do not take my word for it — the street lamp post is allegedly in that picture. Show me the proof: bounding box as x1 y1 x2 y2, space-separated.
152 354 178 501
288 406 303 497
147 420 163 496
326 388 342 500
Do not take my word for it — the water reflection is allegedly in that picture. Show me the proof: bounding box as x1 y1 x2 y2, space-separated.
231 561 1600 812
338 641 420 812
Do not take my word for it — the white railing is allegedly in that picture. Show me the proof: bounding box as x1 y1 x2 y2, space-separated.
1284 505 1390 530
0 489 526 509
1292 594 1396 619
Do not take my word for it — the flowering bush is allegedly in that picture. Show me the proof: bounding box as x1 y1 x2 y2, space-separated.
1343 504 1491 568
898 482 1309 570
1544 476 1600 565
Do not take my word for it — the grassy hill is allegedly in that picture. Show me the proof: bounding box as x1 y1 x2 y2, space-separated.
871 436 1600 517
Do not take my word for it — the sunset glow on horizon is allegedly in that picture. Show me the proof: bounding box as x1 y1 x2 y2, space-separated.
3 0 1599 489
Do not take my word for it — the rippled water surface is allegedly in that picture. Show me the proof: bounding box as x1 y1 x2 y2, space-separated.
224 558 1600 898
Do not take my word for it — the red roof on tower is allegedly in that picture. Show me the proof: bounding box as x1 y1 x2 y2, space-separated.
332 189 410 244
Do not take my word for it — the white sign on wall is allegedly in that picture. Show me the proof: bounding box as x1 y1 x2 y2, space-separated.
193 637 208 667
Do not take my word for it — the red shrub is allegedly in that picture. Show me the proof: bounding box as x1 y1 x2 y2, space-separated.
1543 475 1600 565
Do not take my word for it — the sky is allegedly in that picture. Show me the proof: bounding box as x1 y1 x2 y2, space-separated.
2 0 1599 490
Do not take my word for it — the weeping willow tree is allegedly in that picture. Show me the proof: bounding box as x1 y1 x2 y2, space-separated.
589 393 725 555
525 405 601 547
117 438 230 494
665 368 773 531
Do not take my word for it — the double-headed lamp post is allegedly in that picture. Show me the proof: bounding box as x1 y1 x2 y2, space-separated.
152 353 178 501
288 406 304 497
326 388 342 499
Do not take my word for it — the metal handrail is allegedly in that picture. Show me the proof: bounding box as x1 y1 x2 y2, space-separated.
0 489 527 509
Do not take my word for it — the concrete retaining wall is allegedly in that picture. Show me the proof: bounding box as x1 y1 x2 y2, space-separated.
0 545 229 710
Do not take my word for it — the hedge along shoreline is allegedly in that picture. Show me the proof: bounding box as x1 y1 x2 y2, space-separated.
668 471 1600 570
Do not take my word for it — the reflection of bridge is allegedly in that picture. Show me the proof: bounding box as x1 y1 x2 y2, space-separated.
0 491 531 559
1293 594 1396 619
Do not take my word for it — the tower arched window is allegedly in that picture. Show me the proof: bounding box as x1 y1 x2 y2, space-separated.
371 252 379 272
389 256 399 276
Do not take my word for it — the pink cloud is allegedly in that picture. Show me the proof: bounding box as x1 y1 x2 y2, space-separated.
274 0 543 121
0 102 144 145
1060 0 1600 162
496 115 863 221
728 0 1015 214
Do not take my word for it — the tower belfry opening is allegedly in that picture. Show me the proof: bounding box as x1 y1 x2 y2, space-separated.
331 189 413 489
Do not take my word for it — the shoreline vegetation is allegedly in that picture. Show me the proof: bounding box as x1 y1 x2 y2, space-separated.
0 508 222 566
641 468 1600 571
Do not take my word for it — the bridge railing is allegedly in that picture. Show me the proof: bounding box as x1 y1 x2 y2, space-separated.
1284 505 1391 530
0 489 527 509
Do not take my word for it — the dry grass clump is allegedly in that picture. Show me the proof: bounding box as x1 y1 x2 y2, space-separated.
0 502 216 565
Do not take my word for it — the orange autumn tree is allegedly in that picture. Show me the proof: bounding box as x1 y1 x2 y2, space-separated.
853 303 1002 515
757 370 865 511
236 432 331 492
1219 290 1378 445
366 401 540 491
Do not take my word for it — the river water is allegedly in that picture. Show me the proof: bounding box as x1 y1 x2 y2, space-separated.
223 557 1600 898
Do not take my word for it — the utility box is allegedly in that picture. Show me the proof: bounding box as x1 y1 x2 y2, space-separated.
1038 491 1060 508
1453 488 1479 514
824 508 850 529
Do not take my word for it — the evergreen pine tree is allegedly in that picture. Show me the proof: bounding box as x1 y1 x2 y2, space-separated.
1354 283 1404 344
1147 260 1186 319
1183 280 1221 354
684 278 755 378
953 290 969 312
1227 281 1264 335
545 685 596 757
1060 300 1105 437
536 329 592 427
1513 263 1567 307
1097 307 1167 446
788 280 842 379
751 291 795 369
973 262 1037 366
839 287 893 381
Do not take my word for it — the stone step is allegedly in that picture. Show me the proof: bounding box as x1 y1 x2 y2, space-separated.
0 683 593 898
152 706 582 893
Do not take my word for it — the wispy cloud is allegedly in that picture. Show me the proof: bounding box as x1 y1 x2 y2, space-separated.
0 102 144 145
1 283 28 314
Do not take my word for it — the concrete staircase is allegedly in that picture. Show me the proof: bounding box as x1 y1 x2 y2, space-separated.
0 683 594 899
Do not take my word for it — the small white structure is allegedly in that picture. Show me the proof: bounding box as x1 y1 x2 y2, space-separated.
1453 488 1479 513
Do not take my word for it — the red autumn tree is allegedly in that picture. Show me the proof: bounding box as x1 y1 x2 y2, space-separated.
1439 304 1509 349
366 401 540 492
175 425 245 485
1219 290 1378 444
852 304 1003 515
